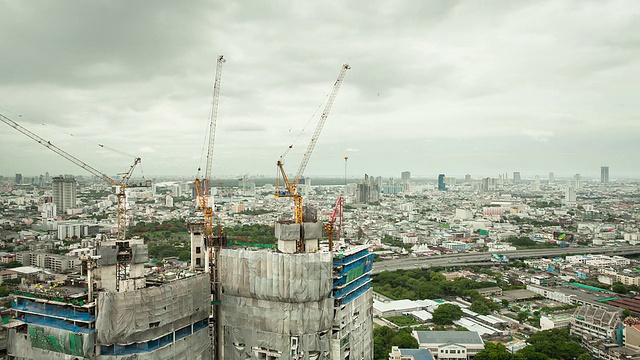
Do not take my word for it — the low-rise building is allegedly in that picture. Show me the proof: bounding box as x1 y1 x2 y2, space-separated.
413 331 484 360
390 346 434 360
540 313 572 331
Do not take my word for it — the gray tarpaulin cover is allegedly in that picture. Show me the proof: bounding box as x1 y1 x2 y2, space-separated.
221 249 332 302
96 273 210 344
221 249 333 359
275 222 323 241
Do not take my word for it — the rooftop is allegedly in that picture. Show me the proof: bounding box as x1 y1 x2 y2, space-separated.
399 348 434 360
414 330 484 345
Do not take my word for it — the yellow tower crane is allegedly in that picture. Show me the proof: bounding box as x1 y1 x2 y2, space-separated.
193 54 226 360
275 64 350 253
0 113 150 241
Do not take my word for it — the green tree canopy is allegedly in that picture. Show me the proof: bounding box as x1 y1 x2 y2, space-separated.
433 303 463 325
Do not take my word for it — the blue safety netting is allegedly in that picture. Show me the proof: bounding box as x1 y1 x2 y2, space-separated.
14 298 95 322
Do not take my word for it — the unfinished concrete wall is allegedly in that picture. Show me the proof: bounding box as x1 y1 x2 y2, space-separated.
331 288 373 359
220 249 333 359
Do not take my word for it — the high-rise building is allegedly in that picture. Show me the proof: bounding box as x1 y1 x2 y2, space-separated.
52 175 77 213
15 173 22 185
532 176 541 191
356 174 380 203
565 185 577 207
220 242 374 359
573 174 582 189
513 172 521 184
401 171 411 192
549 172 555 183
438 174 446 191
464 174 471 183
601 166 610 183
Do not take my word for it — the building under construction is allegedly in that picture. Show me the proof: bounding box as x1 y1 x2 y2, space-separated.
4 237 212 359
188 215 373 360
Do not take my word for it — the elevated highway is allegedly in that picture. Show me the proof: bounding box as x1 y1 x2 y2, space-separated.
372 245 640 275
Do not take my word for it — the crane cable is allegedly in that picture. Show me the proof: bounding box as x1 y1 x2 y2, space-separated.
0 106 137 159
279 90 331 162
196 106 213 179
0 106 146 182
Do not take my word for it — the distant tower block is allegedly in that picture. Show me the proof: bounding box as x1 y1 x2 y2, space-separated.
549 172 555 182
438 174 446 191
601 166 610 183
513 172 521 184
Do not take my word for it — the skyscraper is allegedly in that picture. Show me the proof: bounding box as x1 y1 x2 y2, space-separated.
401 171 411 191
438 174 446 191
513 172 521 184
601 166 610 183
15 173 22 185
549 172 555 183
565 185 577 207
52 175 77 213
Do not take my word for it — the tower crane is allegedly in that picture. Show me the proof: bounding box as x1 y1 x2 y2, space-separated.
194 55 226 247
193 54 226 360
275 64 350 252
0 113 149 241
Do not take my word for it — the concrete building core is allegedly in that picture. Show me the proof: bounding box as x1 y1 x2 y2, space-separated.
220 245 374 359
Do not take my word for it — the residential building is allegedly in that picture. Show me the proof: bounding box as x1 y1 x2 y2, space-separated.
571 305 622 357
52 175 77 213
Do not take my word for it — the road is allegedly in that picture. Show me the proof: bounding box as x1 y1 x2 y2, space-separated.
372 245 640 274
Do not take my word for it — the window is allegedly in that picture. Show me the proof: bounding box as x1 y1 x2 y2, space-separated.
196 247 201 254
196 258 201 266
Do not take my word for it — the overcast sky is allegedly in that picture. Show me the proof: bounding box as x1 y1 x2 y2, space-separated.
1 1 638 180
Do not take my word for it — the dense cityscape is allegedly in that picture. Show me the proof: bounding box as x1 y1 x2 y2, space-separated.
1 168 640 359
1 2 637 359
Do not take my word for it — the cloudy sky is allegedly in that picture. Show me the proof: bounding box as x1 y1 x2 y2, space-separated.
0 1 638 180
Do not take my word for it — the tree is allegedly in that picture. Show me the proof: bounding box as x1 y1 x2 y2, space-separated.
4 261 23 269
501 299 510 308
516 312 528 323
612 282 629 294
373 327 417 360
523 328 588 360
475 342 514 360
433 304 463 325
470 300 491 315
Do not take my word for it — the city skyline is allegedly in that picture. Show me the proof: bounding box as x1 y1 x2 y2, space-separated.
1 1 638 178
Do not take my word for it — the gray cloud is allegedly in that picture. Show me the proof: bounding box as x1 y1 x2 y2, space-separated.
0 0 638 178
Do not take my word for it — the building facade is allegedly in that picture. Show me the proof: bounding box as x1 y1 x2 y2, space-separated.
52 176 77 213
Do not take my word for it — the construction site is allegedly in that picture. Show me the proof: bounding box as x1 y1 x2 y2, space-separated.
1 59 374 359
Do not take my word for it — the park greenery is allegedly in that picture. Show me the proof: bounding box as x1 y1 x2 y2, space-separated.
474 328 589 360
505 236 557 249
372 268 500 315
128 220 277 261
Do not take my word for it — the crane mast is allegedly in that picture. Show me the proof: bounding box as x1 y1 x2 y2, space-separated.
275 64 350 252
0 113 148 241
193 55 226 360
195 55 225 243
